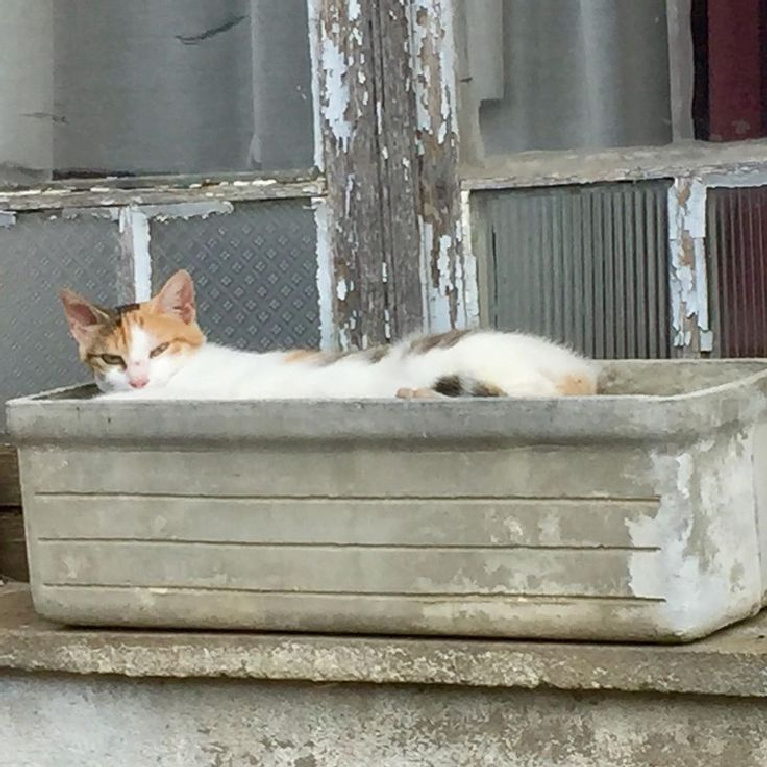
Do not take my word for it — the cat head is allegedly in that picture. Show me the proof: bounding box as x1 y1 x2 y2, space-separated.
60 269 205 392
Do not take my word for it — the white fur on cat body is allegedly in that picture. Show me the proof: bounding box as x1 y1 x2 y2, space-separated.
98 330 598 401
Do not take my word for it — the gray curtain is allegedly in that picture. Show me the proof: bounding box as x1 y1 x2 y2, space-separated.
467 0 673 155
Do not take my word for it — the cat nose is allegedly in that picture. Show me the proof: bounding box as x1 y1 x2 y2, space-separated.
127 360 148 389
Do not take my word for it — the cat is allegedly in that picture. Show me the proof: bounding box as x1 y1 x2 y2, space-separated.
59 269 599 401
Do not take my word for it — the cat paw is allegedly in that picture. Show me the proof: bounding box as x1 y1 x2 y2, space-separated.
396 387 442 400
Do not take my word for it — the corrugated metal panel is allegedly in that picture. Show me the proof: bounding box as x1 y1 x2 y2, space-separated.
707 187 767 357
477 182 672 359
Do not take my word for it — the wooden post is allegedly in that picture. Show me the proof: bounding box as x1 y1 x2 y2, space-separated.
316 0 423 349
410 0 472 332
669 177 712 357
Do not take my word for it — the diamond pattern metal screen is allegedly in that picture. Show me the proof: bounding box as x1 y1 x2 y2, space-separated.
475 182 672 359
150 200 319 351
0 210 121 433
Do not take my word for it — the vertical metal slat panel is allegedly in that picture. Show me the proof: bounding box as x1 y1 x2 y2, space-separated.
478 181 671 359
707 186 767 357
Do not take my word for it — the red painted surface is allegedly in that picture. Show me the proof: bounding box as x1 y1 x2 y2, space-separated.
709 187 767 357
706 0 763 140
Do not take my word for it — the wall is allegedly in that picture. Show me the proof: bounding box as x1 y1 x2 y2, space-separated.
1 674 766 767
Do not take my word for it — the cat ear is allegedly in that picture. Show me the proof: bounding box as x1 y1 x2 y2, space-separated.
59 289 110 344
151 269 195 324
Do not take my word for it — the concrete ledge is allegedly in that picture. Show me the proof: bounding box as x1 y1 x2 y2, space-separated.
2 585 767 698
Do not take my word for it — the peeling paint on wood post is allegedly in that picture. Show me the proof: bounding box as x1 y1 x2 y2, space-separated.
315 0 423 350
117 207 151 304
668 178 713 356
410 0 469 332
371 0 423 341
313 197 335 351
314 0 380 349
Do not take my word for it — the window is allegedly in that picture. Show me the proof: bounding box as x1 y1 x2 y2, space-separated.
457 0 767 163
475 182 672 359
457 0 767 359
0 0 474 571
0 0 321 434
460 0 672 157
0 0 314 185
0 0 457 435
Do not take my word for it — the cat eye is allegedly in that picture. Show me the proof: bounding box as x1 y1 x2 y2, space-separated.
150 342 170 358
100 353 124 366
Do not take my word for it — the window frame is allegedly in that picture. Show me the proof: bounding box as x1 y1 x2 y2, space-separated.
450 0 767 359
0 0 465 353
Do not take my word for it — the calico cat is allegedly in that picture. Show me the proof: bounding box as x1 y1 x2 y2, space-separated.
59 269 599 400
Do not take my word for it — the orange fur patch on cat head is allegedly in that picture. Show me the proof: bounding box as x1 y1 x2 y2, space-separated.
60 270 205 393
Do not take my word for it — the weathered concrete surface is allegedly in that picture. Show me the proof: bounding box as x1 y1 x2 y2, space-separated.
2 585 767 698
4 586 767 766
3 673 767 767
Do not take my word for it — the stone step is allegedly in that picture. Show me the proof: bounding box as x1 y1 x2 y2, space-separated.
2 583 766 766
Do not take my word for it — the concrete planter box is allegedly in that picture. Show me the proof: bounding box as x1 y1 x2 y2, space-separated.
7 359 767 642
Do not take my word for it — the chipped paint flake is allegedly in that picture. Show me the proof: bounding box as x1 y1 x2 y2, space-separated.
668 178 712 353
459 192 480 328
322 37 353 152
344 176 355 217
119 208 152 302
313 198 334 352
427 233 453 331
140 201 234 222
0 211 16 228
410 0 466 333
411 0 456 148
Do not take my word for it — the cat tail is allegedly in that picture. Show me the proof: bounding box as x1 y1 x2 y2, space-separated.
432 371 598 398
555 373 598 395
432 375 507 398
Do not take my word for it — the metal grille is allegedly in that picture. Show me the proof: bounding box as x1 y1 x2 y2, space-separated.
476 182 672 359
150 200 319 352
707 187 767 357
0 210 120 433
